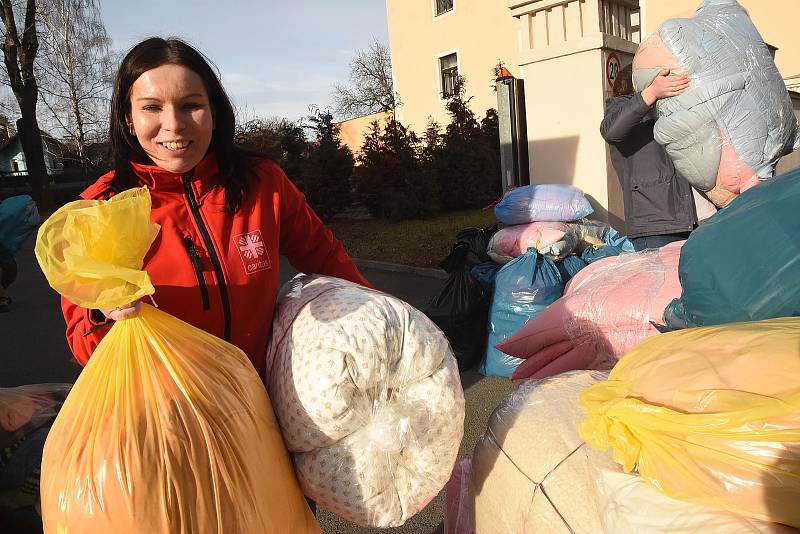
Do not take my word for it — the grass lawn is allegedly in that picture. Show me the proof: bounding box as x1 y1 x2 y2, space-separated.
329 208 498 268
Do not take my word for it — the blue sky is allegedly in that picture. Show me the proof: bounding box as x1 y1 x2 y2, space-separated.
102 0 389 123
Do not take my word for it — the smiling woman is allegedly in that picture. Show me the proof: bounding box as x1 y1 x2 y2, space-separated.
58 36 371 378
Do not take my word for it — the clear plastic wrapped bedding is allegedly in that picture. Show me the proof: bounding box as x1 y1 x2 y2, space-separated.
266 274 465 528
0 384 71 526
496 241 683 380
633 0 800 207
471 370 794 533
493 184 593 224
486 221 578 263
471 371 614 533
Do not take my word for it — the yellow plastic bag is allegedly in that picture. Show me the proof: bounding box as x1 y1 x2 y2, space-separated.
35 187 158 309
579 317 800 528
35 188 319 533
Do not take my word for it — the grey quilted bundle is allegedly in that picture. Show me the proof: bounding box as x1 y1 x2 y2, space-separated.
633 0 799 207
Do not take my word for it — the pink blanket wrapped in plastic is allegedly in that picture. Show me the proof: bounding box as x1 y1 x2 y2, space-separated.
487 222 577 263
497 241 683 380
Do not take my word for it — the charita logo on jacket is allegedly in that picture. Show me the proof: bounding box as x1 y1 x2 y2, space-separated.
233 230 271 274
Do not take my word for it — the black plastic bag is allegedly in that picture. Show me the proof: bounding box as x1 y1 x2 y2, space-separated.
439 224 498 273
426 246 490 371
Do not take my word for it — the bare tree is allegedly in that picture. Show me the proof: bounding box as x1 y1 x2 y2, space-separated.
331 38 397 120
36 0 115 169
0 0 51 208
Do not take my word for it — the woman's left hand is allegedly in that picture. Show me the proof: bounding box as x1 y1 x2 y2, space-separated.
100 300 142 321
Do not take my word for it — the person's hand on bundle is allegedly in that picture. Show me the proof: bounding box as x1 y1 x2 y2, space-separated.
642 68 690 105
100 300 142 321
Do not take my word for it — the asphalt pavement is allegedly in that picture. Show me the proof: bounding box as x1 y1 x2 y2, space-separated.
0 236 516 534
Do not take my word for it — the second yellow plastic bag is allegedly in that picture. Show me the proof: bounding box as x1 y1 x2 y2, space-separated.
36 188 319 533
579 317 800 528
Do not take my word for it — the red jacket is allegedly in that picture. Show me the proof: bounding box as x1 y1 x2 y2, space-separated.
62 154 370 377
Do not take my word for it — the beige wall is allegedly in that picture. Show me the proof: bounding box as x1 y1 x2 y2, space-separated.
336 111 392 157
386 0 521 134
643 0 800 80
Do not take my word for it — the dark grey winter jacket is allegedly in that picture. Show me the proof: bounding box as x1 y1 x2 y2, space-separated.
600 93 696 239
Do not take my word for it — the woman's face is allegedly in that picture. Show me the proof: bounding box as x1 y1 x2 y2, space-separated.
127 64 214 174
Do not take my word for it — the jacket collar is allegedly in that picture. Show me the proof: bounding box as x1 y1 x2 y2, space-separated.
130 153 222 198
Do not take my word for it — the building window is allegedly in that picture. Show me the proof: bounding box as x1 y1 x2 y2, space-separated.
439 53 458 98
435 0 453 17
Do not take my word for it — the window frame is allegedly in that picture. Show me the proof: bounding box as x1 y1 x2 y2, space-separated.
433 0 455 19
437 50 460 100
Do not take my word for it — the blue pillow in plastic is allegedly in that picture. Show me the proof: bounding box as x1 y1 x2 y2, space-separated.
494 184 593 224
480 249 564 377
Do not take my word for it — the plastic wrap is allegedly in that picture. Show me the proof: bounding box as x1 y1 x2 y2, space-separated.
498 241 683 380
471 371 615 533
0 195 40 261
580 317 800 528
445 458 474 534
0 385 71 529
633 0 800 208
493 184 593 224
35 188 319 534
487 221 578 263
597 469 796 533
480 249 564 377
566 219 634 253
266 274 465 528
664 167 800 330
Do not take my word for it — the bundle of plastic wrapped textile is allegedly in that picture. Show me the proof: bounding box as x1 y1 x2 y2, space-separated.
497 241 682 380
467 370 794 534
633 0 800 207
664 166 800 330
35 187 318 534
266 274 465 528
489 184 594 263
0 385 70 532
581 317 800 528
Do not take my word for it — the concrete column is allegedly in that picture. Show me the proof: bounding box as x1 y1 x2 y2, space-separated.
508 0 640 229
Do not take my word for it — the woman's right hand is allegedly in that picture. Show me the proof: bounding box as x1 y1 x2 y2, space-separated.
100 300 142 321
642 69 690 105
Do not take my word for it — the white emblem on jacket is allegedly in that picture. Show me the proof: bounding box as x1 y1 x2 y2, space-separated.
233 230 271 274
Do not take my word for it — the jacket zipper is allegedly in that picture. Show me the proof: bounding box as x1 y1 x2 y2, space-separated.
182 237 210 310
182 172 232 341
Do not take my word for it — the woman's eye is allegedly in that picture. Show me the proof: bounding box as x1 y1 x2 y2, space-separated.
184 102 205 110
142 105 161 112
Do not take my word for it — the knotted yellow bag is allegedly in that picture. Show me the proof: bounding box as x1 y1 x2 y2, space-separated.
579 317 800 528
35 187 319 533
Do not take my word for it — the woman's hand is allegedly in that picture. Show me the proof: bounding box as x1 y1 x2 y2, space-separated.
641 69 690 106
100 300 142 321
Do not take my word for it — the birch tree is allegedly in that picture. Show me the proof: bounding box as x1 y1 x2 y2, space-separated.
36 0 115 168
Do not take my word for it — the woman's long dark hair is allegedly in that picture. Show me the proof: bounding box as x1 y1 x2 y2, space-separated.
612 63 635 97
109 37 252 212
